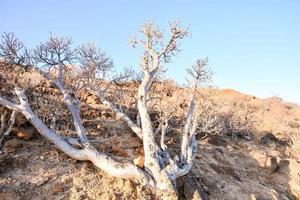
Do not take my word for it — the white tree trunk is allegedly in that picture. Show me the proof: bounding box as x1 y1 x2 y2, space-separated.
0 110 17 148
55 80 88 143
136 68 178 199
0 88 153 186
0 23 201 199
180 81 197 162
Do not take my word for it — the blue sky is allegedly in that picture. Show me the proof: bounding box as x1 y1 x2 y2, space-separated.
1 0 299 103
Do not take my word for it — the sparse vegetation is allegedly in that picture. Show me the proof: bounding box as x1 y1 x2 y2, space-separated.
0 21 300 200
0 21 214 199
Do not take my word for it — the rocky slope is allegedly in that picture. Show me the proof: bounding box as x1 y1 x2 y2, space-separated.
0 65 299 200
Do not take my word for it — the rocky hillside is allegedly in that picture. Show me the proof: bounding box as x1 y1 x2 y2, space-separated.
0 65 300 200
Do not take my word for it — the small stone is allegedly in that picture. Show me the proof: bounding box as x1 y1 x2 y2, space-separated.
61 175 69 183
53 182 64 193
249 194 256 200
133 156 144 168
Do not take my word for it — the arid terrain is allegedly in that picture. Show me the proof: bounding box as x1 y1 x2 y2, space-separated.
0 66 300 200
1 0 300 199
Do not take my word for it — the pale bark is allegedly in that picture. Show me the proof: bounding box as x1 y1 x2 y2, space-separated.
0 88 152 186
138 71 162 173
160 120 168 151
135 56 179 199
4 111 17 136
0 22 204 199
95 89 143 139
55 80 88 143
167 114 199 180
180 80 197 162
130 22 197 199
0 110 16 147
136 112 141 128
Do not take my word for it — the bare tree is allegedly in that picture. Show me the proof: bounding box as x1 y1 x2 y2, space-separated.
0 20 212 199
0 32 33 67
0 33 151 187
128 20 210 198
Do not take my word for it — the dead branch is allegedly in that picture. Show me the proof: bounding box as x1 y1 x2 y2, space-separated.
77 43 143 139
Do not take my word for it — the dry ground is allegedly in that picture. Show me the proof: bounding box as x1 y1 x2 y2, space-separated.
0 125 299 200
0 65 300 199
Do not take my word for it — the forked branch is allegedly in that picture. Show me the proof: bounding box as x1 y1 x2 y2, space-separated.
0 110 17 148
0 88 153 186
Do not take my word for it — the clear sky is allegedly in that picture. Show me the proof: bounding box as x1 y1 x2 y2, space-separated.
1 0 299 103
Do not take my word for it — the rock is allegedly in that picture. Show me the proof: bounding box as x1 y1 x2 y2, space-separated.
249 194 256 200
61 175 70 183
4 138 23 153
0 191 21 200
133 156 144 168
278 159 290 172
287 159 300 199
15 114 27 127
53 182 64 193
86 95 98 105
183 174 208 200
16 127 35 140
111 146 129 157
270 157 279 173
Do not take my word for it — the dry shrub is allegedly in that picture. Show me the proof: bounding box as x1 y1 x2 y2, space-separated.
195 88 259 141
197 97 224 136
196 88 298 146
221 100 258 140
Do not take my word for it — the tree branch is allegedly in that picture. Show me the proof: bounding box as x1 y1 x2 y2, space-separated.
180 80 197 162
0 96 21 112
4 110 17 136
0 88 153 186
55 78 88 143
